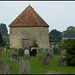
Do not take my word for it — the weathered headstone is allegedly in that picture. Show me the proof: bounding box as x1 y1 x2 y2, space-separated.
40 48 42 52
58 58 67 66
19 59 30 74
24 49 29 54
18 48 24 57
10 48 15 55
4 48 6 53
0 61 14 74
45 71 60 74
41 56 50 66
48 48 53 54
10 54 18 61
46 53 53 59
25 55 30 60
53 47 60 54
0 47 4 57
7 49 10 52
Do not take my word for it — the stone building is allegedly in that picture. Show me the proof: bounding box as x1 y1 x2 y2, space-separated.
9 5 49 49
62 33 75 42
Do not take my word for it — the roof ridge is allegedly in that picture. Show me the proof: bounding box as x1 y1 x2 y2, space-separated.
29 6 40 25
9 5 49 27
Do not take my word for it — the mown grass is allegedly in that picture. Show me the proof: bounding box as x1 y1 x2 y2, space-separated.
0 51 75 74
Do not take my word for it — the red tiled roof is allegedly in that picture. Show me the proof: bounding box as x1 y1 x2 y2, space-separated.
9 5 49 27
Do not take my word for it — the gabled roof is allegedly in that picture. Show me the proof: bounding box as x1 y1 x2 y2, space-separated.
9 5 49 27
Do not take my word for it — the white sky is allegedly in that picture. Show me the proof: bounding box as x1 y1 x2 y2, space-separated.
0 1 75 34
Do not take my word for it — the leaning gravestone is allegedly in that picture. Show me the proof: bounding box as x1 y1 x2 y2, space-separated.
18 48 24 57
10 48 15 55
10 54 18 61
41 56 50 66
24 49 29 54
0 47 4 57
40 48 42 52
19 59 30 74
0 61 14 74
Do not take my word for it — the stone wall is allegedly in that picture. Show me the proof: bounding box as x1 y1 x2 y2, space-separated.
62 38 75 42
10 27 49 49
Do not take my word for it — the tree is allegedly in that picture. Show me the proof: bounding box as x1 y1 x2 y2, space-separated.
66 26 75 33
0 32 4 46
49 29 62 42
62 39 75 66
0 23 8 36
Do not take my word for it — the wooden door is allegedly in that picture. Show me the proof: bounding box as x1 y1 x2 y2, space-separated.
22 39 29 49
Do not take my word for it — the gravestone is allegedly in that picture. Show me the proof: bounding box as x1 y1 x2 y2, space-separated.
53 47 60 54
7 49 10 52
30 49 37 57
48 48 53 54
24 49 29 54
25 55 30 60
0 61 6 66
18 48 24 57
45 71 60 74
0 47 4 57
10 48 15 55
19 59 30 74
40 48 42 52
4 48 6 53
61 50 66 58
41 56 50 66
46 53 53 59
10 54 18 61
0 61 14 74
58 58 67 66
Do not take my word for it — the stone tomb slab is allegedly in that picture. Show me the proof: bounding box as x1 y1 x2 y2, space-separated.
10 54 18 61
19 59 30 74
45 71 60 74
0 61 14 74
18 48 24 57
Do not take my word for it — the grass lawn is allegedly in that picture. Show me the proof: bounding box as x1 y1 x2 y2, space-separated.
0 51 75 74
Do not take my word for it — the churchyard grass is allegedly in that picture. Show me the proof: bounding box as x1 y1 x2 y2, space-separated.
0 51 75 74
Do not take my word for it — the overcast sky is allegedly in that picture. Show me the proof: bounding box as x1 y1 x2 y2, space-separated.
0 1 75 34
